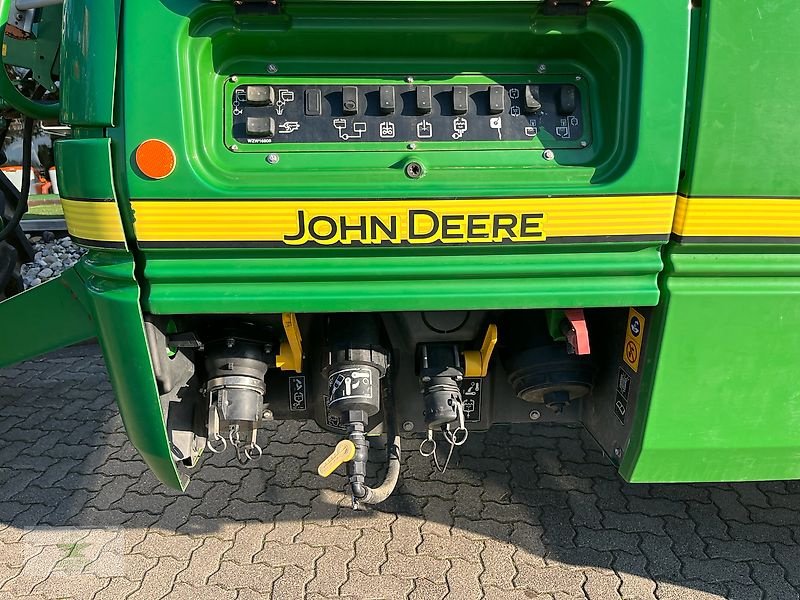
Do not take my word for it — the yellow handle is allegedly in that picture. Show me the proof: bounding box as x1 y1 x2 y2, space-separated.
317 439 356 477
463 323 499 378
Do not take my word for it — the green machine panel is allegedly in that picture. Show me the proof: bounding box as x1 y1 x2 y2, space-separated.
622 0 800 483
93 0 692 316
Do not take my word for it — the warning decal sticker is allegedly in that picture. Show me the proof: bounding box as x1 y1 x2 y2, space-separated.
622 308 646 372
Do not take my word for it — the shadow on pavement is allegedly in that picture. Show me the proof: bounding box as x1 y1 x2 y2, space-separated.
0 345 799 600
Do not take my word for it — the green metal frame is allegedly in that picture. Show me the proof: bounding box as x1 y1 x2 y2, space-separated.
622 0 800 482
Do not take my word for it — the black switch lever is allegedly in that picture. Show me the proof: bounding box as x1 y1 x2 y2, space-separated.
523 85 542 113
488 85 505 114
557 85 577 115
305 89 322 116
246 117 275 137
416 85 432 114
342 86 359 115
379 86 396 115
452 86 468 115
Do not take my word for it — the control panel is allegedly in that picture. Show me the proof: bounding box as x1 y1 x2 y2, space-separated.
227 79 589 149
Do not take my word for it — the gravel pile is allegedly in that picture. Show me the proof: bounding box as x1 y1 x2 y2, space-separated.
21 232 86 289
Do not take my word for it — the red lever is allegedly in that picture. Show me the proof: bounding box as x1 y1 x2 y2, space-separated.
563 309 590 356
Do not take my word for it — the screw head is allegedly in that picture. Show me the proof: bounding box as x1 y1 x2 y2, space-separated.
543 149 555 161
267 153 280 164
529 410 541 421
538 64 547 73
230 144 239 152
226 337 236 348
263 410 274 420
402 421 414 432
230 75 239 83
614 447 623 458
406 76 414 83
580 141 588 148
405 161 424 179
407 143 417 150
575 75 582 81
267 64 278 73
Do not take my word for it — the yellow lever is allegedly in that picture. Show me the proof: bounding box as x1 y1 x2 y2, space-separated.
275 312 303 373
317 439 357 477
463 323 499 378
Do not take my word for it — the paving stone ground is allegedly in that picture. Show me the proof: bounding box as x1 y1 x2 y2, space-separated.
0 345 799 600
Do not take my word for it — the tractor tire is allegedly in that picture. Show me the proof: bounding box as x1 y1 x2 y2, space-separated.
0 239 25 300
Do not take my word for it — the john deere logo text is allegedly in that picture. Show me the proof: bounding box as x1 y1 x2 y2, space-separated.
283 209 545 245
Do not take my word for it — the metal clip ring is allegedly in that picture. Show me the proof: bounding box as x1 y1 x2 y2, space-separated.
419 437 437 457
228 424 242 448
206 433 227 454
244 442 263 461
449 426 469 446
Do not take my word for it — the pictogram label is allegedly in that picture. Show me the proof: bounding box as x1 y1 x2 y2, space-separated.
622 308 646 372
288 376 307 411
460 379 483 423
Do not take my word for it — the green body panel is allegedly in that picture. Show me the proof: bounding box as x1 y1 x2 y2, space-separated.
75 252 184 490
623 0 800 482
622 246 800 482
118 0 688 197
142 244 663 314
0 269 95 369
680 0 800 197
60 0 122 127
55 138 117 199
105 0 690 315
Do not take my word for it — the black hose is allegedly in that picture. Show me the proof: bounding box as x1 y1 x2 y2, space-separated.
355 433 401 505
0 116 33 241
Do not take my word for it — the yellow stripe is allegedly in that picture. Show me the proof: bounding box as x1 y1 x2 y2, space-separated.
62 199 126 243
673 196 800 238
131 195 676 245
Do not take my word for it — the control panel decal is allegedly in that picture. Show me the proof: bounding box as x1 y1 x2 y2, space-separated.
228 81 588 148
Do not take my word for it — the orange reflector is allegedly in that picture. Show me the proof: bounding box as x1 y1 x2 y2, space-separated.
135 139 176 180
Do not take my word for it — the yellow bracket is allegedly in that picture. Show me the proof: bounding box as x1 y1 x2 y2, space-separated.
463 323 498 378
275 312 303 373
317 439 357 477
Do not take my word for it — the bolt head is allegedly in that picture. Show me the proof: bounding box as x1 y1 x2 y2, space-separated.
529 410 541 421
230 144 239 152
402 421 414 432
267 64 278 73
538 64 547 73
575 75 582 81
614 447 623 458
267 153 280 164
231 75 239 83
406 76 414 83
543 149 555 161
263 410 274 420
580 141 588 148
407 143 417 150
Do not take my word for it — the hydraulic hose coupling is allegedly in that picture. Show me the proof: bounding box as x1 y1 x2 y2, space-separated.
204 336 269 461
420 344 464 428
324 315 390 504
418 343 471 473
